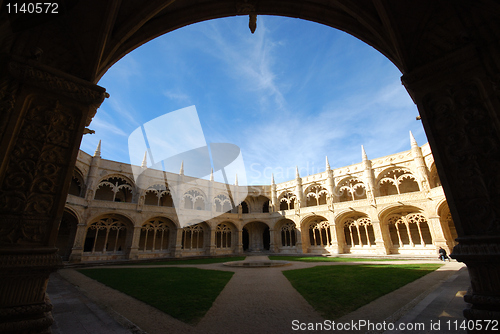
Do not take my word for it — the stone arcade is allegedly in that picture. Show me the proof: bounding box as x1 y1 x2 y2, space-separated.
61 135 456 262
1 1 500 333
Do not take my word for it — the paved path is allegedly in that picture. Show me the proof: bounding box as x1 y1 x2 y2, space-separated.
48 257 469 334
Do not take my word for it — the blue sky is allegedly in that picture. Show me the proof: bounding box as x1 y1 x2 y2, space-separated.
80 15 425 185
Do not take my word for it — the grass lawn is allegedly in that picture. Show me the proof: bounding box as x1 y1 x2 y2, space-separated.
269 255 400 262
130 256 246 266
78 267 233 324
282 263 442 319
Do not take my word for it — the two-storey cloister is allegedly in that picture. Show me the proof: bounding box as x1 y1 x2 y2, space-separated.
60 134 457 262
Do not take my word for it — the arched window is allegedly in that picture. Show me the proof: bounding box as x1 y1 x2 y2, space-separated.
262 200 269 213
429 164 441 189
337 178 367 202
84 218 127 254
216 223 232 248
281 221 297 247
305 184 328 206
215 194 232 212
69 169 84 197
183 189 205 210
143 184 173 207
388 213 433 247
182 224 204 249
279 191 296 210
309 220 332 247
378 168 420 196
94 176 133 202
139 219 171 252
242 201 249 213
343 217 375 247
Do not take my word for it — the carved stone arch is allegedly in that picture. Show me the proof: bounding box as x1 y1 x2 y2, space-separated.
278 190 296 210
94 174 135 202
82 214 134 258
275 218 298 249
429 163 442 189
138 216 176 253
341 213 376 250
335 177 367 202
56 208 80 261
214 192 233 213
215 221 237 250
183 188 207 210
436 200 458 248
376 167 420 196
304 183 328 207
69 167 85 197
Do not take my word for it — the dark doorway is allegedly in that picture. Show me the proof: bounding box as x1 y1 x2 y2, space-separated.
243 227 249 251
263 226 270 251
55 210 78 261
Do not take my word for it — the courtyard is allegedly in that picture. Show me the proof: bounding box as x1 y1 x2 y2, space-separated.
47 255 467 334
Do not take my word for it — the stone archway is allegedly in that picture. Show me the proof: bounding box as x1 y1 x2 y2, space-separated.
242 221 270 252
55 209 79 261
2 2 500 331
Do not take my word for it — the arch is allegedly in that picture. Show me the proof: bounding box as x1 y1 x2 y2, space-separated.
278 191 296 210
183 188 206 210
377 167 420 196
215 222 236 250
301 215 332 253
83 214 134 258
241 201 249 214
138 217 176 253
275 219 298 249
56 208 79 261
94 175 134 202
386 212 433 251
181 221 209 250
214 193 233 213
305 184 328 207
68 168 84 197
335 177 367 202
243 195 271 213
429 163 442 189
437 200 458 248
342 215 376 250
143 183 174 207
242 221 270 252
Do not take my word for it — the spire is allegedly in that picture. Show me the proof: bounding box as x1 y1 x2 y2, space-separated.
94 140 101 157
271 173 275 185
210 168 214 181
410 131 418 148
141 151 148 168
361 145 368 161
179 161 184 175
235 174 238 186
326 156 331 171
296 166 300 179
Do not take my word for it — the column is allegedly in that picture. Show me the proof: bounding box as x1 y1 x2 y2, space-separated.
208 228 216 256
0 56 107 333
402 44 500 322
269 228 276 253
237 229 243 254
68 223 88 263
173 227 184 258
128 226 142 260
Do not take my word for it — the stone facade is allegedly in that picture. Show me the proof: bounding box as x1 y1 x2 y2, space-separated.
61 134 456 263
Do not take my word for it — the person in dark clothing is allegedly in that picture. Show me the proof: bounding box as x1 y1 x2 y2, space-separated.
439 247 450 261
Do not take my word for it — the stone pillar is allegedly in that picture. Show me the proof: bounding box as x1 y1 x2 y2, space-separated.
128 226 142 260
208 228 216 256
68 223 88 263
237 229 243 254
173 228 184 258
0 56 107 333
402 45 500 322
271 174 277 212
269 228 275 253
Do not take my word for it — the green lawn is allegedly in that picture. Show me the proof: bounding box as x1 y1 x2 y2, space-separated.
131 256 245 266
269 255 400 262
282 263 441 319
78 267 233 324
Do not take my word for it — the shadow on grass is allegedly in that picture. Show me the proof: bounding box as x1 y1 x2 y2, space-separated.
128 256 246 266
282 263 442 319
78 267 233 324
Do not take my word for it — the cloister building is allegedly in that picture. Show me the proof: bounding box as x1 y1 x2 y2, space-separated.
60 133 457 263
